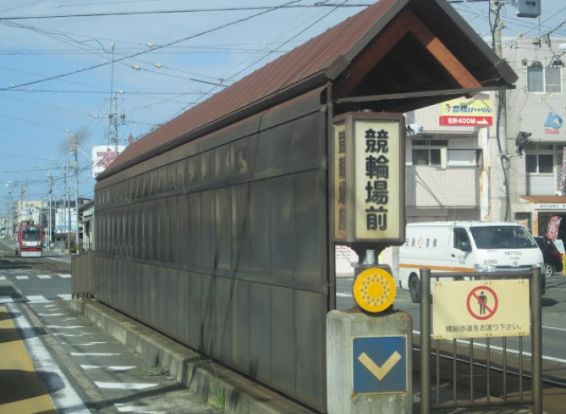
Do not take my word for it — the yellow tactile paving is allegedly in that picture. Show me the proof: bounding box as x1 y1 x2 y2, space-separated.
0 305 57 414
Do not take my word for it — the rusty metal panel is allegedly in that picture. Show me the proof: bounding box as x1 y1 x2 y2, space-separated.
249 181 269 273
200 191 215 270
214 276 234 364
295 171 327 284
231 183 250 272
187 271 203 350
250 283 271 382
215 188 232 272
271 286 295 395
232 279 251 373
270 176 295 280
177 271 189 344
295 290 326 409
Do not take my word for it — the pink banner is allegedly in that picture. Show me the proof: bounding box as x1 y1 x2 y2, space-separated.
547 216 562 241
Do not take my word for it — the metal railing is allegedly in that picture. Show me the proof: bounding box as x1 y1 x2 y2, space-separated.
419 267 542 414
71 251 95 298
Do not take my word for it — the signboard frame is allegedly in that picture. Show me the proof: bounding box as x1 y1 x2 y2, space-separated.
331 112 405 245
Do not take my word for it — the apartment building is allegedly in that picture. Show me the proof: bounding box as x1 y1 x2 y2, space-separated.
407 36 566 242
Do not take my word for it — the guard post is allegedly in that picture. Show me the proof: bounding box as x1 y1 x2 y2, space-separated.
327 112 412 413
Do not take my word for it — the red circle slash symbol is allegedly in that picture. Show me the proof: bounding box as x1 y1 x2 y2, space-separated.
466 286 498 320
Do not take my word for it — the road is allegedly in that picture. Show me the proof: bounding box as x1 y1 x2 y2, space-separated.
0 241 221 414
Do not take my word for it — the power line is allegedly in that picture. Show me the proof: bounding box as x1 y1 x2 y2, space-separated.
0 4 371 21
0 0 304 91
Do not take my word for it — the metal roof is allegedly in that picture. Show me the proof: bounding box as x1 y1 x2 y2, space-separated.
100 0 516 180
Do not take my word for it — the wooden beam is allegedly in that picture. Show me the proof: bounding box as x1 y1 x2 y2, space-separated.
335 8 481 97
333 10 412 97
404 9 481 89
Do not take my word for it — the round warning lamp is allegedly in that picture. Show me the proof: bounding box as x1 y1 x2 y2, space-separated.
352 267 396 313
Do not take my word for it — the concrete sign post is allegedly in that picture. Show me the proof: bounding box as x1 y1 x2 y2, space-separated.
327 310 412 414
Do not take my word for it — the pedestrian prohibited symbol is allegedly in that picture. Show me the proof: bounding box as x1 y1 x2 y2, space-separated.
466 285 498 320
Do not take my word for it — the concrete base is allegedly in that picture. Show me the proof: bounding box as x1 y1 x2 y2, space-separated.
67 299 315 414
326 309 412 414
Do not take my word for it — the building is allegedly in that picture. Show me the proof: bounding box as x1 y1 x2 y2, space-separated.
406 36 566 245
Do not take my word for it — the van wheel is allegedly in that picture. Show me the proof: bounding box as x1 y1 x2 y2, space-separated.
409 275 421 303
544 264 555 279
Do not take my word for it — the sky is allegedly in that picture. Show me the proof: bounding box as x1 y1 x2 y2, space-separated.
0 0 565 211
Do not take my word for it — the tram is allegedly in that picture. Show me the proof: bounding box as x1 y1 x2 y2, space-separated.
16 220 43 257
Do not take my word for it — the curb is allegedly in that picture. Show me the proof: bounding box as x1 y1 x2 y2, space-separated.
67 299 315 414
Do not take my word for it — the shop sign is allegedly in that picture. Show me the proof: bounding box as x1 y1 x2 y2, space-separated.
332 113 405 244
534 204 566 210
438 96 493 127
544 112 563 135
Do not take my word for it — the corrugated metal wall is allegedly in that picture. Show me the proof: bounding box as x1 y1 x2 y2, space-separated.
94 89 330 411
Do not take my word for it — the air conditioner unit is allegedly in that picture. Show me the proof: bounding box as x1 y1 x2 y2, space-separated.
512 0 540 18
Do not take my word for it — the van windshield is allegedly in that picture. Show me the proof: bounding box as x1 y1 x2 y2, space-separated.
470 226 538 249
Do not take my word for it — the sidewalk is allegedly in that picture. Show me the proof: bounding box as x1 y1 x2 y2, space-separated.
0 305 57 414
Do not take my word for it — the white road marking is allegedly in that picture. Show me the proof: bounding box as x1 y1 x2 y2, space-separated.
53 333 93 337
337 292 352 297
16 275 29 280
114 403 161 413
26 295 50 303
0 297 13 304
58 274 72 279
81 364 136 372
58 294 72 300
71 352 121 356
543 325 566 333
0 276 5 281
38 313 65 317
47 325 86 329
412 329 566 364
37 274 52 279
7 303 89 413
75 342 110 347
95 382 158 390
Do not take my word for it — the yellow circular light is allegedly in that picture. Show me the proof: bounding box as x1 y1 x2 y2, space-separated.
352 267 396 313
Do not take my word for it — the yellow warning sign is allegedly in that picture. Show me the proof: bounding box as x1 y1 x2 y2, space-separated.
352 267 396 313
433 279 530 340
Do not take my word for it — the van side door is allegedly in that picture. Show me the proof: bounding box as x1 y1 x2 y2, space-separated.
451 227 472 271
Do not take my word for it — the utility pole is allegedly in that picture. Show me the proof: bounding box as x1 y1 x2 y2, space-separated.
490 0 512 221
48 171 53 248
70 133 80 253
63 161 70 252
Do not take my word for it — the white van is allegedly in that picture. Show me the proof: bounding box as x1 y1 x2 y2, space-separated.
398 221 545 302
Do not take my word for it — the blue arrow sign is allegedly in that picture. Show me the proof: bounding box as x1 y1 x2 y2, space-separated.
353 335 407 394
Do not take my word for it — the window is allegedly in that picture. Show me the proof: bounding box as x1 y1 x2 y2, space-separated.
527 61 562 93
412 140 447 166
526 154 554 173
453 228 471 251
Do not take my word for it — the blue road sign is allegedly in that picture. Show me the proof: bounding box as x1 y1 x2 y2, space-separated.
353 335 407 394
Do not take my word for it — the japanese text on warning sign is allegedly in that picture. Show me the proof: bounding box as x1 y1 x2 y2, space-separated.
433 279 530 340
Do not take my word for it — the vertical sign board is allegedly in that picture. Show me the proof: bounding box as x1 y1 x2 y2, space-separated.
332 113 405 245
433 279 530 340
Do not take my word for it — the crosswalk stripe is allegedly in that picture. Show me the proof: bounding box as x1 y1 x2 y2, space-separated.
71 352 121 357
95 382 157 390
0 297 13 304
80 365 136 372
115 403 160 413
58 294 72 300
59 274 72 279
37 274 52 279
0 276 6 281
26 295 50 303
16 275 29 280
